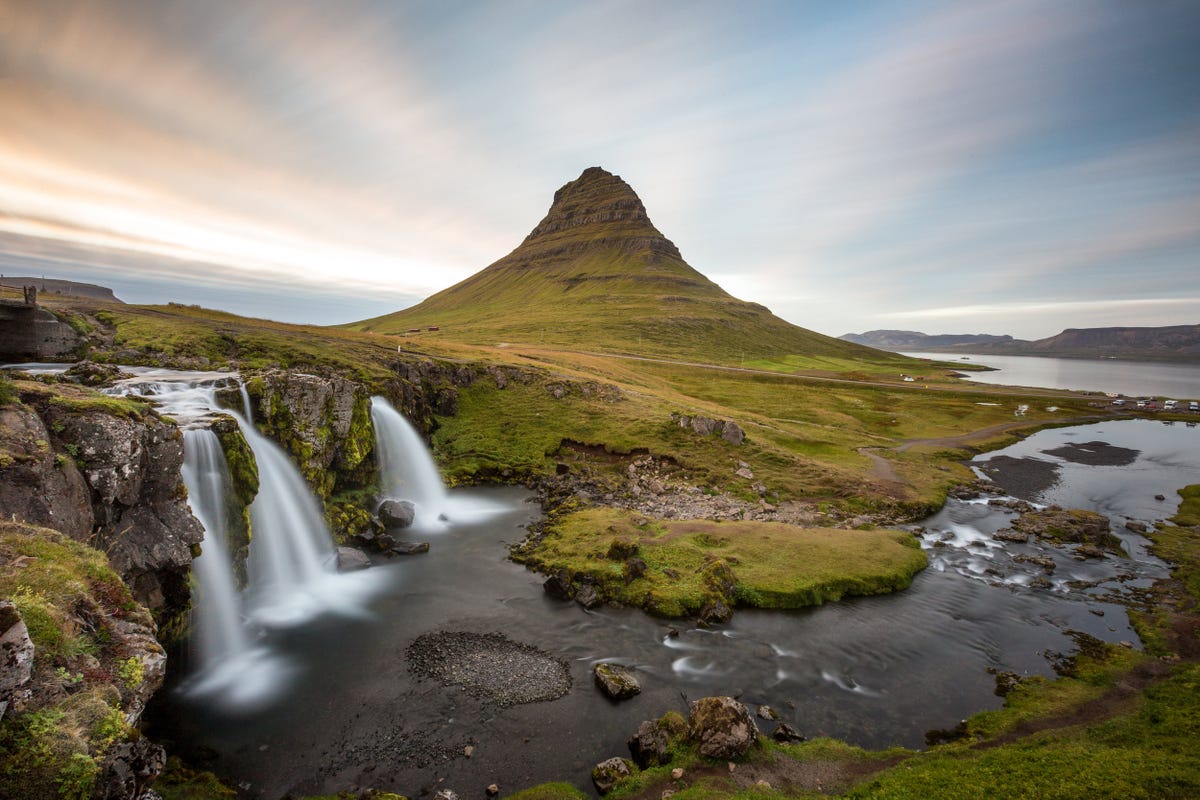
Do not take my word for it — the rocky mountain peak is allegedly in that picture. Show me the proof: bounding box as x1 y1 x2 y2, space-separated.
520 167 680 259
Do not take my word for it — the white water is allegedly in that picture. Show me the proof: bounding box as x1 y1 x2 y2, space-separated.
181 429 250 668
107 369 387 707
370 396 449 527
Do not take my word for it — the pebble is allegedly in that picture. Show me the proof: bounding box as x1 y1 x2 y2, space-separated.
671 768 684 780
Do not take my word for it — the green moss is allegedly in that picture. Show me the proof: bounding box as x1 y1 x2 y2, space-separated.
502 783 589 800
152 756 238 800
519 508 927 617
48 392 148 419
0 373 16 406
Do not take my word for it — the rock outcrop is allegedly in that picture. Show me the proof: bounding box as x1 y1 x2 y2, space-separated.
0 522 168 800
0 384 203 616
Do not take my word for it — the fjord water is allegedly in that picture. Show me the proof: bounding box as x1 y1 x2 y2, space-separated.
152 418 1200 798
902 351 1200 398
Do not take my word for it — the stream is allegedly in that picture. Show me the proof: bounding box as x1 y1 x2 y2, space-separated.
144 415 1200 798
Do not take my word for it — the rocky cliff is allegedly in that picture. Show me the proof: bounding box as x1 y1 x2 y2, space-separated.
0 378 202 619
0 521 167 800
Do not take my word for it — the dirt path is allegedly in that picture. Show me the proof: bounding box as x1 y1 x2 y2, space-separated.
895 415 1112 453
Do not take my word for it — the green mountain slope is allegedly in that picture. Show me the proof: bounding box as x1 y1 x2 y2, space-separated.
350 167 896 366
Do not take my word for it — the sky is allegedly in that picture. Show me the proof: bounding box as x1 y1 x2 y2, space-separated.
1 0 1197 339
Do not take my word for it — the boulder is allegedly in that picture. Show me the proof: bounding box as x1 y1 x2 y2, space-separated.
993 529 1030 544
721 421 746 446
687 696 757 759
379 499 416 529
756 705 779 721
543 571 574 600
336 547 372 571
591 757 634 795
594 663 641 700
390 541 430 556
575 584 602 609
623 557 647 583
1125 520 1148 533
627 719 670 768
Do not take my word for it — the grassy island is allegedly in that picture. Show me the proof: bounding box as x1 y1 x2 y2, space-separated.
516 508 928 617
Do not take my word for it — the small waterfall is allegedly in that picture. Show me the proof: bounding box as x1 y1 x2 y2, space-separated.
233 409 339 614
182 429 250 669
370 396 448 523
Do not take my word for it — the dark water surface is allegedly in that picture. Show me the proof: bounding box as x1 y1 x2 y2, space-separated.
150 420 1200 798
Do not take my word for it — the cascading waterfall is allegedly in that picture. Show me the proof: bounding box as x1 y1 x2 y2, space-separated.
106 368 385 706
181 428 250 671
370 396 448 524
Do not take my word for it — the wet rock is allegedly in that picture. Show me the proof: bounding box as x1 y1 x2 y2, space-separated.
378 499 416 529
575 584 602 610
1075 544 1108 559
0 600 34 720
594 663 641 700
543 570 574 600
592 757 634 795
1125 520 1148 533
699 598 732 624
627 719 670 768
1155 494 1166 501
771 722 806 743
992 670 1023 697
1011 506 1121 552
993 529 1030 544
687 696 757 759
336 547 372 571
390 541 430 556
1013 554 1056 572
756 704 779 720
93 736 167 800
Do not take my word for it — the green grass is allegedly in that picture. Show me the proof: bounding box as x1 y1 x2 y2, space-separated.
843 662 1200 799
0 523 152 800
518 507 928 616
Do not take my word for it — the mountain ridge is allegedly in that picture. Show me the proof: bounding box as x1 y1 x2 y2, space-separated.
842 325 1200 362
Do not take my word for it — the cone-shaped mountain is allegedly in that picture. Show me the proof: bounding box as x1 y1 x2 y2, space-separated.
352 167 876 363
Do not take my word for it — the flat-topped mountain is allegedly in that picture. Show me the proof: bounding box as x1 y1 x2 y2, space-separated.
0 276 122 303
840 330 1013 351
351 167 883 364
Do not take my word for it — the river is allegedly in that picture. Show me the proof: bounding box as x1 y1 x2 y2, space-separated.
901 352 1200 399
147 417 1200 799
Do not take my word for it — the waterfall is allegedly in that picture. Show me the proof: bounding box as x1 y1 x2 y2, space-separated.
182 429 251 669
232 408 339 619
370 396 448 523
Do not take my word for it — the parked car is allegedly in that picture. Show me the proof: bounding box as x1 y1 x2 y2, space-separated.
1165 399 1178 410
1191 401 1199 412
1112 398 1125 406
1136 400 1146 408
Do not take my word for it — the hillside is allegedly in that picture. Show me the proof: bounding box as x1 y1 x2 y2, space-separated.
350 167 901 368
880 324 1200 362
840 329 1013 351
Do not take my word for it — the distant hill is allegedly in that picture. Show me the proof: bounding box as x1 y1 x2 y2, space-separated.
350 167 889 365
840 330 1013 351
990 325 1200 362
0 276 122 303
844 325 1200 362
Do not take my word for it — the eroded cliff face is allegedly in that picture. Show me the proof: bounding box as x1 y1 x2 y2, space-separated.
0 521 168 800
0 381 202 619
